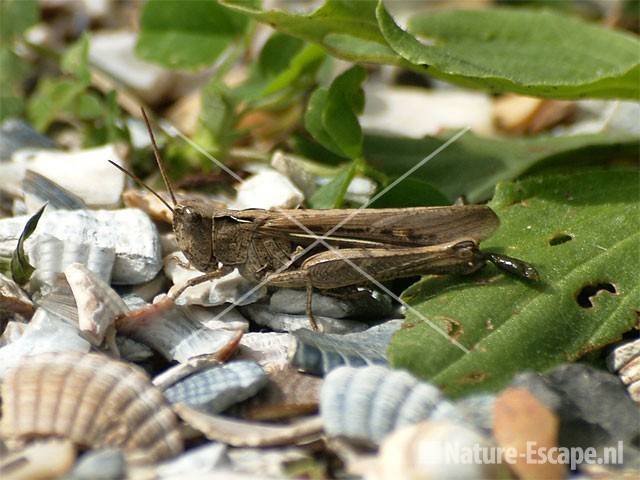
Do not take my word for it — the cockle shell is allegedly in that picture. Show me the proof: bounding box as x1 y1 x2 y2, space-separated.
289 320 402 376
0 352 183 463
607 339 640 403
320 366 444 446
162 361 268 414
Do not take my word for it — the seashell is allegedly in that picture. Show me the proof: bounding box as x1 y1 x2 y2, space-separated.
119 272 169 303
233 366 322 421
0 352 183 463
289 320 402 376
0 439 76 480
376 421 505 480
117 295 243 363
270 288 394 319
242 304 367 334
153 355 222 390
0 208 162 284
156 442 229 478
65 263 128 347
0 119 56 162
11 144 126 208
231 170 304 210
227 445 311 479
116 335 154 363
173 404 323 447
23 169 87 213
0 272 34 319
29 235 116 293
67 448 126 480
181 303 249 332
320 366 444 446
431 393 495 437
0 320 28 347
162 361 268 414
607 339 640 403
165 251 267 307
0 308 90 379
237 332 291 372
270 150 317 200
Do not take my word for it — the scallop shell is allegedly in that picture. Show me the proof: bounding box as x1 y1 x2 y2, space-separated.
64 262 127 346
289 320 402 376
162 361 267 414
320 366 444 446
0 352 183 463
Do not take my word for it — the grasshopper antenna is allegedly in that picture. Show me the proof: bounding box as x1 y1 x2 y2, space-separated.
140 107 178 207
108 160 175 214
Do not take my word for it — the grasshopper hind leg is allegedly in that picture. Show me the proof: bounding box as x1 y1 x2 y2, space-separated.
305 281 319 332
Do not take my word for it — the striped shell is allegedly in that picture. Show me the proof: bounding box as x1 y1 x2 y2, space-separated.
0 352 183 463
320 366 444 446
607 339 640 403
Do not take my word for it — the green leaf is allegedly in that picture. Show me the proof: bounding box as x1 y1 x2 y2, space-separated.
369 177 449 208
304 88 344 158
136 0 256 70
220 0 399 64
61 34 91 84
0 47 30 120
388 169 639 397
0 0 38 43
11 204 46 284
261 43 326 97
27 78 86 131
363 131 639 203
322 65 366 160
377 4 640 99
309 161 357 208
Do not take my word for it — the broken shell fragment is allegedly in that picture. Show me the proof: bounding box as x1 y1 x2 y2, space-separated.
0 272 34 319
607 339 640 403
66 448 127 480
162 361 268 414
231 170 304 210
156 442 229 478
118 295 243 363
320 366 444 446
243 304 367 334
431 393 495 437
0 321 28 347
0 209 162 284
289 320 402 376
65 263 128 346
0 439 76 480
165 251 266 307
237 332 291 372
174 404 323 447
0 352 183 463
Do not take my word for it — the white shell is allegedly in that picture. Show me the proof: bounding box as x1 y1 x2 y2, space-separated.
231 170 304 210
165 251 267 307
607 339 640 403
0 321 28 347
156 442 229 478
29 234 115 294
65 263 128 346
0 352 183 463
0 309 90 380
0 209 162 284
118 295 243 363
181 303 249 332
321 366 444 445
376 421 504 480
0 272 34 318
0 439 76 480
11 144 126 208
243 304 367 334
237 332 291 372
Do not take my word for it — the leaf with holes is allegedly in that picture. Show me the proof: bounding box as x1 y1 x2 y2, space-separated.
388 169 639 397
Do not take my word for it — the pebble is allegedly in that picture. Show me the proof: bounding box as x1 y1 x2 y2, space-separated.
66 448 127 480
231 170 304 209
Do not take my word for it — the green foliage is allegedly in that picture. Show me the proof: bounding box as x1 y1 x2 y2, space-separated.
388 169 639 397
364 131 639 203
308 160 357 208
223 0 640 99
136 0 257 70
11 204 46 285
305 65 366 160
0 0 37 43
61 33 91 84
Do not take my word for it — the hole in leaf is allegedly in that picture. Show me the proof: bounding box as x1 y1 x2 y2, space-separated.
549 233 573 246
576 283 617 308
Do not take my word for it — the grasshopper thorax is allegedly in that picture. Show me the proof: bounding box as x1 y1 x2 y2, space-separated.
173 201 218 272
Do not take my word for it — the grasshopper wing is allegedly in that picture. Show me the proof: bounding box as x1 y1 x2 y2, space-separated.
254 205 499 248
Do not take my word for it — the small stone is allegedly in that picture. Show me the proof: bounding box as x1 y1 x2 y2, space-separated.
493 388 566 480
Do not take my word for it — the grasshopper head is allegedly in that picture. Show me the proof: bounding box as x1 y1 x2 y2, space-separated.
173 200 218 272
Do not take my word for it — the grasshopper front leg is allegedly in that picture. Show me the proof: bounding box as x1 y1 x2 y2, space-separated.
170 266 234 301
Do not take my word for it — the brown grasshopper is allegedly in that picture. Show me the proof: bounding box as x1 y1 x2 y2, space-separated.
112 109 538 330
